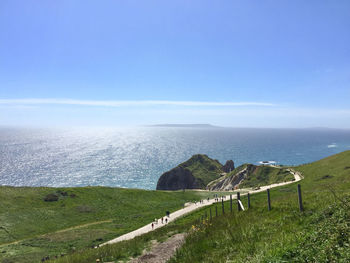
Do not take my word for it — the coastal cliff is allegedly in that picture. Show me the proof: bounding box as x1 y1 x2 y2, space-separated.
208 164 294 191
156 154 234 190
156 166 200 190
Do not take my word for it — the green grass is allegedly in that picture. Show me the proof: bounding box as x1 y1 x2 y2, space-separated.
0 186 224 263
179 154 223 188
46 150 350 263
169 150 350 262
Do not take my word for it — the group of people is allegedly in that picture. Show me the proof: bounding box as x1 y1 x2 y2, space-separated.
151 216 168 229
193 194 230 205
214 195 226 202
150 195 229 230
194 197 211 205
213 194 226 202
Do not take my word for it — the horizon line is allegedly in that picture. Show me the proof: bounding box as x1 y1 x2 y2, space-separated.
0 98 276 107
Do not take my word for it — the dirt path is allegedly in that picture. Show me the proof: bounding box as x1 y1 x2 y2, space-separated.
129 233 185 263
103 169 302 246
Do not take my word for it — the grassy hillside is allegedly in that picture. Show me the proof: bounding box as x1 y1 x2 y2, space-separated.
47 151 350 263
170 150 350 262
207 163 294 190
0 186 216 263
239 164 294 188
179 154 223 188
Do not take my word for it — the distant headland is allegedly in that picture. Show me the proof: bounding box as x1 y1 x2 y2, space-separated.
148 124 221 128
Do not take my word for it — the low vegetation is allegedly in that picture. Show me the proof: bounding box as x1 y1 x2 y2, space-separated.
170 150 350 262
0 186 223 263
178 154 223 187
238 164 294 188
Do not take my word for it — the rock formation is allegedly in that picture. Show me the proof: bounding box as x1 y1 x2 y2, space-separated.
208 164 293 191
156 154 226 190
222 160 235 173
208 166 248 191
156 166 200 190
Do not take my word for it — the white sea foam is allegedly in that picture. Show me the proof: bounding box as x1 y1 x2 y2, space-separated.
327 144 337 148
258 161 276 165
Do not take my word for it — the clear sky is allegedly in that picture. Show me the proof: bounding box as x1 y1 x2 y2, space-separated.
0 0 349 128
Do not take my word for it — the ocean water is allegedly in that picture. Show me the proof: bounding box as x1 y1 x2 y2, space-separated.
0 127 350 189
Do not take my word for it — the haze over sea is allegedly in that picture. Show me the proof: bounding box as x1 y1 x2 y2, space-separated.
1 126 350 190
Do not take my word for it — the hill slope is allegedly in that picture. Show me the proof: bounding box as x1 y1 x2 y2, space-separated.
208 163 294 190
156 154 227 190
0 187 210 263
170 150 350 262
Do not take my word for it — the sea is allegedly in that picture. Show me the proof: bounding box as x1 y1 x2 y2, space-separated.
0 126 350 190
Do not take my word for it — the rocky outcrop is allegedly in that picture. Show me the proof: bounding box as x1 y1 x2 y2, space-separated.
222 160 235 173
208 164 294 190
156 166 200 190
156 154 232 190
208 167 248 191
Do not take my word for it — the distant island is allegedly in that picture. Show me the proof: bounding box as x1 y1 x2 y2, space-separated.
148 124 221 128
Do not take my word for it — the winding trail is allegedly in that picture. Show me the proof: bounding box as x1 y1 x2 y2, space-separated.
103 168 302 246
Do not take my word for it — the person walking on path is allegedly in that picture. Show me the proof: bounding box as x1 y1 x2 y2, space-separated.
151 223 154 230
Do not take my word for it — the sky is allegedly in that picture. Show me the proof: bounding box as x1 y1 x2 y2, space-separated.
0 0 349 128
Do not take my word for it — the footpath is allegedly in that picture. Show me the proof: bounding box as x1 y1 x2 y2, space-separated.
103 169 302 246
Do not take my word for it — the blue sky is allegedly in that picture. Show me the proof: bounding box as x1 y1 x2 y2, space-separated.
0 0 349 128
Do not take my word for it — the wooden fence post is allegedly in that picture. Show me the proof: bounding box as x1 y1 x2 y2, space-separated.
248 193 251 209
267 189 271 211
237 192 241 211
215 204 218 217
222 199 225 214
297 184 303 212
210 207 212 220
230 194 233 213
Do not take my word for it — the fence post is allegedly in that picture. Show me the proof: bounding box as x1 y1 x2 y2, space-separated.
248 193 251 209
237 192 241 211
215 204 218 217
230 194 233 213
267 189 271 211
297 184 303 212
210 207 212 220
222 199 225 214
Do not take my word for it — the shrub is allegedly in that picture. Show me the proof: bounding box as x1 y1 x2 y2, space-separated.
44 194 59 202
